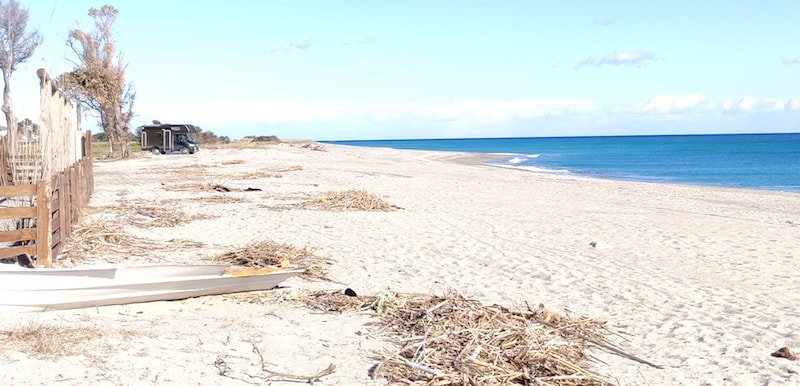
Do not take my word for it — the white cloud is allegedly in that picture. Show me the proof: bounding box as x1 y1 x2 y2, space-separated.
620 94 711 114
724 95 787 113
576 50 660 69
782 57 800 65
136 95 800 133
266 38 315 53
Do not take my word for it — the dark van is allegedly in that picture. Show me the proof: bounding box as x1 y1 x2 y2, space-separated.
139 123 200 155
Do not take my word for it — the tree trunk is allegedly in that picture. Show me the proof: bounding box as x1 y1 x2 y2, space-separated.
2 70 16 142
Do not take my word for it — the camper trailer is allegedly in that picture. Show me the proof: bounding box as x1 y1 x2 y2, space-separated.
139 123 200 155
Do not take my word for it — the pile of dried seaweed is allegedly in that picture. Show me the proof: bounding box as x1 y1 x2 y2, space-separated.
319 290 622 385
227 165 304 180
189 195 247 204
63 217 205 261
113 200 215 228
209 240 329 280
369 291 617 385
300 189 399 212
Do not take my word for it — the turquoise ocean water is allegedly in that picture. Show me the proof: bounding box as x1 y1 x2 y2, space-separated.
325 133 800 193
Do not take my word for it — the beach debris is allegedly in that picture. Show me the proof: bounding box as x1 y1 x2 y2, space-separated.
295 289 626 385
113 199 215 228
300 142 326 151
772 347 797 360
63 216 207 263
344 288 357 297
590 241 613 249
300 189 399 211
369 290 622 384
210 239 330 280
215 340 336 384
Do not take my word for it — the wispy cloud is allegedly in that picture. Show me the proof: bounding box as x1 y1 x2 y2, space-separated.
723 95 791 112
615 94 712 114
782 56 800 64
342 35 384 46
140 95 800 130
575 50 660 69
593 18 616 26
265 38 315 53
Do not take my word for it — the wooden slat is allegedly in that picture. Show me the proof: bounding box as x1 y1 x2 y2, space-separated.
0 184 36 197
50 213 60 230
0 206 36 219
58 172 67 240
70 166 78 222
51 241 63 258
0 244 35 260
0 228 36 243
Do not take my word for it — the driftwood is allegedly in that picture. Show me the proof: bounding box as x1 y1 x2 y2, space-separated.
297 289 633 385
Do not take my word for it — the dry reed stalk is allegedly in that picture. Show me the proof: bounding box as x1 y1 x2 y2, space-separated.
299 189 398 212
231 171 283 179
62 217 207 261
190 195 247 204
357 290 616 385
113 200 216 228
160 183 211 192
296 290 373 313
229 288 643 385
225 165 303 180
209 240 330 280
0 323 105 358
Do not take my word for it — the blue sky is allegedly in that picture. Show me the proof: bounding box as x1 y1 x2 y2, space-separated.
11 0 800 140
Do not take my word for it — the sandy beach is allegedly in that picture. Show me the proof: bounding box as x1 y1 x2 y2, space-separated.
1 142 798 385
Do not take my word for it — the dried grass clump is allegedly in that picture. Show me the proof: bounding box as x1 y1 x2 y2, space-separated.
299 142 326 151
113 200 216 228
226 165 304 180
161 183 207 192
210 240 329 280
150 164 211 177
1 323 106 358
63 217 207 261
190 195 247 204
1 323 147 359
297 290 371 313
362 290 617 385
300 189 398 212
222 159 246 165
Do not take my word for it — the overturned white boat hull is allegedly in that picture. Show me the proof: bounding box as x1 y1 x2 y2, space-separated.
0 265 303 312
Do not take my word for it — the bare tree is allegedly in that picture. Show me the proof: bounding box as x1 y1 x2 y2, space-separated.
60 5 134 158
0 0 41 143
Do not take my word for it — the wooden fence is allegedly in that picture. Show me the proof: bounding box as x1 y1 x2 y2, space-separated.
0 132 93 267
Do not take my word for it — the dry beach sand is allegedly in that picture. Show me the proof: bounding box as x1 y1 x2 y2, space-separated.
1 142 799 385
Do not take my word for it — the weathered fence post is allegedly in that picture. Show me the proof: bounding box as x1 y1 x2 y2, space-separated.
35 179 53 267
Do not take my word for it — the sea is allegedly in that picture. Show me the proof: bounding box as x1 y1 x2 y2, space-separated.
324 133 800 193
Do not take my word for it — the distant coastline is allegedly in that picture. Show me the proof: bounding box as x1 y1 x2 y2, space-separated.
324 133 800 193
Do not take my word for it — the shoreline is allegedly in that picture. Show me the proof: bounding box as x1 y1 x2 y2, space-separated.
1 144 798 385
327 141 800 195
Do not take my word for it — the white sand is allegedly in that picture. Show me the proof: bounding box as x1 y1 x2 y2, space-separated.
1 143 798 385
